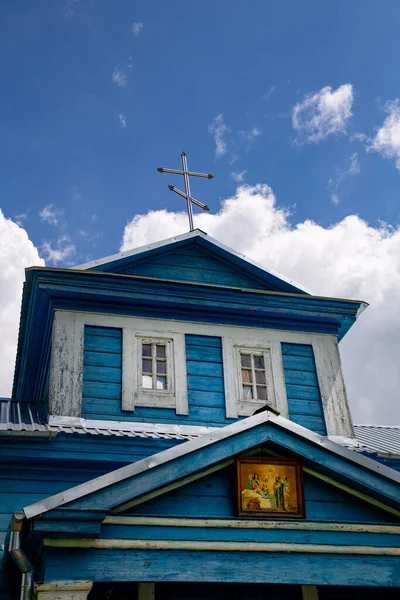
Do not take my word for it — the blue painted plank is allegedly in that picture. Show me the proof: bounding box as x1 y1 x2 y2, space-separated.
285 385 321 401
282 356 316 372
82 366 122 384
185 335 223 348
83 351 122 368
187 375 224 393
85 326 122 338
290 415 326 433
44 549 400 586
185 346 222 363
287 399 324 417
188 390 225 408
186 361 224 378
283 369 319 387
82 382 121 400
281 344 314 357
84 336 122 354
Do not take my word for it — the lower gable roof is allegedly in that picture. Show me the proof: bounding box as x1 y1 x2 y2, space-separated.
22 410 400 521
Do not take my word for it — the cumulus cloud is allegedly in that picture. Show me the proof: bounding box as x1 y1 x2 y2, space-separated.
292 84 354 143
208 114 231 157
369 99 400 170
0 210 44 397
40 236 76 265
121 184 400 425
112 67 128 88
230 170 247 183
39 204 61 226
132 22 143 36
328 152 360 204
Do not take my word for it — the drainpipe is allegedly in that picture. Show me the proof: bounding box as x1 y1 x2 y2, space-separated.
7 512 34 600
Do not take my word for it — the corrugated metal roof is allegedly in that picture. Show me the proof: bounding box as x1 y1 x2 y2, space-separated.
0 400 198 441
354 425 400 456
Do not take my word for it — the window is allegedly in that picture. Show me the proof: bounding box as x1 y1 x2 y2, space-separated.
240 351 268 401
234 346 276 416
141 341 169 391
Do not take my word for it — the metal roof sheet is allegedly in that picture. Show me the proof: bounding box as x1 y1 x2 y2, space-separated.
354 425 400 456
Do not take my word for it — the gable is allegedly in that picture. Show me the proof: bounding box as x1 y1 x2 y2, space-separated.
121 464 396 524
111 245 273 290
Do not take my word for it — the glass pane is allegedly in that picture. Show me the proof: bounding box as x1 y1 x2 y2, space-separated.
156 376 167 390
156 345 166 358
256 386 267 400
156 360 166 374
142 344 151 357
240 354 251 368
255 370 266 384
243 385 253 399
142 359 152 373
254 355 265 369
241 369 252 384
142 374 152 389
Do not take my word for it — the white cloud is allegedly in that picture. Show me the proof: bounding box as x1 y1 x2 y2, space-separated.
0 210 44 397
40 236 76 265
239 127 261 144
15 213 28 226
262 85 275 101
118 114 127 128
208 114 231 157
39 204 61 226
112 67 128 88
292 84 354 143
230 170 247 183
328 152 360 202
121 184 400 425
369 99 400 170
132 22 143 36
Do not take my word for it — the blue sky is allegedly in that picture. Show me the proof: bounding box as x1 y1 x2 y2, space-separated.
2 1 400 423
2 0 400 263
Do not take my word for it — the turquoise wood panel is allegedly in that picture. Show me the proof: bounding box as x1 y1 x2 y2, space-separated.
82 329 232 427
120 246 271 290
44 547 400 586
282 343 327 435
125 468 396 524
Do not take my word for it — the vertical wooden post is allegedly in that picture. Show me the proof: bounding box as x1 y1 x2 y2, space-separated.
34 580 93 600
302 585 318 600
138 583 155 600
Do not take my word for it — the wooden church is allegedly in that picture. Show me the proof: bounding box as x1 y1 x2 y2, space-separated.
1 229 400 600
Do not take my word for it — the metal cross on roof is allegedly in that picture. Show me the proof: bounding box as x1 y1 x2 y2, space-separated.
157 152 214 231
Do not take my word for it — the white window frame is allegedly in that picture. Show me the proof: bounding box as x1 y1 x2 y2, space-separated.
135 336 175 408
235 346 275 415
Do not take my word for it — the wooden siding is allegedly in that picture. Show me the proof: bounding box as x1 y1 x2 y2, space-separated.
125 467 396 524
82 328 233 427
281 343 327 435
119 246 270 290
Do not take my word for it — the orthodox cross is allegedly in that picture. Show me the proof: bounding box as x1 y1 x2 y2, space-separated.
157 152 214 231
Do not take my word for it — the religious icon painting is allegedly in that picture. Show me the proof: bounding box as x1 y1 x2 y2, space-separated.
236 457 305 518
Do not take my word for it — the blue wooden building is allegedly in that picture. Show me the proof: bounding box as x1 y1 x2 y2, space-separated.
1 229 400 600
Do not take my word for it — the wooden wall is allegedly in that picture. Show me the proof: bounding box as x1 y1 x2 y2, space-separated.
282 343 327 435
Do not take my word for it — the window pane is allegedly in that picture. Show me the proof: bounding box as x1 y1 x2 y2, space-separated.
240 354 251 368
156 360 166 374
256 386 267 400
241 369 252 383
142 359 152 373
156 345 166 358
254 355 265 369
243 385 253 399
255 370 266 384
142 375 152 389
142 344 152 357
156 376 167 390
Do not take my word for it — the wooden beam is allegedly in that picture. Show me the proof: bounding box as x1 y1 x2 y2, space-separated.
43 538 400 556
302 586 318 600
138 583 155 600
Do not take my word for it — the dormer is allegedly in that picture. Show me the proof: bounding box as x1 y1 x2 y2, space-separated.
12 230 367 440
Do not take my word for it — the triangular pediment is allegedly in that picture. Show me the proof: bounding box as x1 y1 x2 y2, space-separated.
24 412 400 526
75 231 309 294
